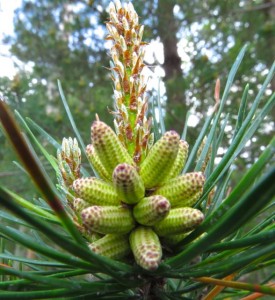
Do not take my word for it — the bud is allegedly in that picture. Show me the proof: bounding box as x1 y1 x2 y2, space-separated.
81 205 135 234
166 139 189 180
196 136 212 172
140 131 180 188
113 163 145 204
106 1 152 163
133 195 170 226
154 207 204 236
89 234 130 260
57 160 75 187
114 0 122 11
73 177 120 206
57 137 81 187
91 121 134 177
129 226 162 271
154 172 205 208
86 144 111 181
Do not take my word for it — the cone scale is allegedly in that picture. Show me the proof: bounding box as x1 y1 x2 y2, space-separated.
113 163 145 204
133 195 170 226
89 234 130 259
86 144 111 181
154 172 205 208
81 205 135 235
140 131 180 188
154 207 204 236
73 177 121 206
91 121 134 177
130 226 162 271
166 139 189 181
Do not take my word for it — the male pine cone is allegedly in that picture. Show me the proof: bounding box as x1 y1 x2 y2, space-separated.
67 120 205 271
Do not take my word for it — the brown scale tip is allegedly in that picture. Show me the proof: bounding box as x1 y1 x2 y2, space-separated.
159 132 180 155
185 172 205 187
192 210 205 224
113 163 134 184
81 206 102 227
72 177 95 193
156 197 171 215
91 121 109 144
164 130 180 143
138 244 161 271
86 144 93 154
113 163 145 204
179 139 189 151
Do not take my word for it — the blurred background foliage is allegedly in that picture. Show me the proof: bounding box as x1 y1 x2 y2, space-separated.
0 0 274 197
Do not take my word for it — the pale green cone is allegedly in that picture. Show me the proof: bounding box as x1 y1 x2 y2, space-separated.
89 234 130 260
166 139 189 180
72 177 121 206
140 131 180 188
73 197 90 213
85 232 103 243
91 121 134 177
133 195 170 226
73 221 102 243
154 207 204 236
162 232 190 246
163 232 207 247
81 205 135 234
112 163 145 204
129 226 162 271
153 172 205 208
86 144 111 181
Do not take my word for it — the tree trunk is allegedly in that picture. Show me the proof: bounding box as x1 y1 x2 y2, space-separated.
263 0 275 91
156 0 188 133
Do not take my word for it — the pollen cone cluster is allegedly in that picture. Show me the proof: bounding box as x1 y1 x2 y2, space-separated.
56 1 205 271
59 120 205 271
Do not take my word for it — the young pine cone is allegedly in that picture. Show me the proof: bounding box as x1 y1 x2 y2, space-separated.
67 120 205 271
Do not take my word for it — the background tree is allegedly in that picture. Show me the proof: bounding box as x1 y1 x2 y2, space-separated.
1 0 274 193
